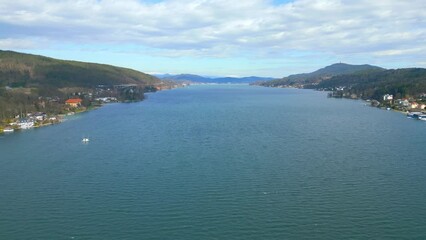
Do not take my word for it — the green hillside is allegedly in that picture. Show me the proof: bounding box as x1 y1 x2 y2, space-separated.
316 68 426 100
0 50 159 89
0 50 163 121
258 63 384 87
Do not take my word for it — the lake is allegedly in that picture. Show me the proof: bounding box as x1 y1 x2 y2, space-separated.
1 84 425 239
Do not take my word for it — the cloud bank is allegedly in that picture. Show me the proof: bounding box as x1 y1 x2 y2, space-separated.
0 0 425 75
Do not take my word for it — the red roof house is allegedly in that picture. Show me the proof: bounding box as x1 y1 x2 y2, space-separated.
65 98 82 107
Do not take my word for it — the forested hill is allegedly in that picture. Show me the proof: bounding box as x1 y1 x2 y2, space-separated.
315 68 426 100
0 50 166 121
0 50 160 89
257 63 384 87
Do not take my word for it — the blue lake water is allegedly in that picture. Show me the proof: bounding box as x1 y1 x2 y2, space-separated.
1 84 425 239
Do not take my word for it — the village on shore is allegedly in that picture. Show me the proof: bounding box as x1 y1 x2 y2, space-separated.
2 83 425 134
329 90 426 121
1 83 185 134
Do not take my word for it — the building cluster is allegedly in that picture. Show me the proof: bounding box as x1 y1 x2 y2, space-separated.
3 112 60 132
2 97 85 132
2 82 186 133
380 94 426 120
382 94 426 111
94 97 118 103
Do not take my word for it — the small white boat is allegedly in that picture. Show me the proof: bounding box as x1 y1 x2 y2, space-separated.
82 137 90 143
407 112 422 118
3 128 14 133
418 115 426 121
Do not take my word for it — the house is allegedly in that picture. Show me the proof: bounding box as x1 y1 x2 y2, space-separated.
17 119 34 129
396 99 410 107
410 102 419 109
383 94 393 101
95 97 117 103
65 98 82 107
34 112 47 121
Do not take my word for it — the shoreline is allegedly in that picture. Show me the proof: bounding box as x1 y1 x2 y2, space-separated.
331 95 424 116
0 86 185 134
258 85 426 120
1 100 127 134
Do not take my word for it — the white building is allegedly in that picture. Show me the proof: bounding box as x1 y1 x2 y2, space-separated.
17 119 34 129
383 94 393 101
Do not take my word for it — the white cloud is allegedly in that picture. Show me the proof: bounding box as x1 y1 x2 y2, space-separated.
374 47 426 57
0 38 46 49
0 0 425 72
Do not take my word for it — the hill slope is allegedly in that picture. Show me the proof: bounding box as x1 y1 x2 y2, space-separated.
316 68 426 100
0 50 163 121
0 50 160 89
258 63 384 87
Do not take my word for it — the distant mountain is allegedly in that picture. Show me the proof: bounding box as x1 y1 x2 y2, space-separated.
158 74 209 82
258 63 385 87
0 50 160 89
156 74 275 83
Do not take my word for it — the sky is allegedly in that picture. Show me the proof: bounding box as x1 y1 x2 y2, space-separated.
0 0 425 78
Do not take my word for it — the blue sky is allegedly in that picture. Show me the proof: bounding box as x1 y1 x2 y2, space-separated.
0 0 425 77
